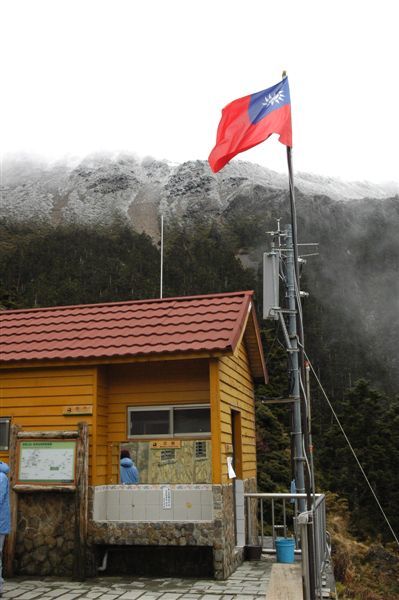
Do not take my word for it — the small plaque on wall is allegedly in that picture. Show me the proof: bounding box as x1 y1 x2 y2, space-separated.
151 440 181 449
162 486 172 509
63 405 93 416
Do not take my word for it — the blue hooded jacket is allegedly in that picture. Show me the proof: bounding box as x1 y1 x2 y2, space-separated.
0 462 10 534
120 457 139 484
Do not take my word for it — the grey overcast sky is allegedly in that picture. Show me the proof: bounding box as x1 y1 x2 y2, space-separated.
1 0 398 183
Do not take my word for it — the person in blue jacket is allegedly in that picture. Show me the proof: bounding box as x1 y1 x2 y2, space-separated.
0 461 10 598
120 450 139 484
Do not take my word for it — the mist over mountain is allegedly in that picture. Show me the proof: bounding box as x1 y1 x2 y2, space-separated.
1 153 399 395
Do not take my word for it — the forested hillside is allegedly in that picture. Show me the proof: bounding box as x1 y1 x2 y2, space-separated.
1 215 398 531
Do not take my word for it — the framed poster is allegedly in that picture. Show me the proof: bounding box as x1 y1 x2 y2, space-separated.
17 439 77 485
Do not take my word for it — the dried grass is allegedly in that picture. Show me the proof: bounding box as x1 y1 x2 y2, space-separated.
326 493 399 600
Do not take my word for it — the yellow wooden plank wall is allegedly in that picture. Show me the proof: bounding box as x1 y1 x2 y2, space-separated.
0 351 255 486
108 440 120 485
218 342 257 483
92 367 109 485
107 359 210 444
0 366 96 478
209 359 222 484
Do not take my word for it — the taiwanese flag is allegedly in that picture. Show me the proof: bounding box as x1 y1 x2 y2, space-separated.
208 77 292 173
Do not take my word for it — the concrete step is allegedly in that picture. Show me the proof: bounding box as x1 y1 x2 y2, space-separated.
266 563 303 600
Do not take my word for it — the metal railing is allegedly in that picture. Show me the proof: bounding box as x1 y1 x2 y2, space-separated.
244 492 328 600
298 494 329 600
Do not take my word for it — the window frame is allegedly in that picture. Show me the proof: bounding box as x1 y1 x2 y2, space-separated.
127 404 211 439
0 417 11 451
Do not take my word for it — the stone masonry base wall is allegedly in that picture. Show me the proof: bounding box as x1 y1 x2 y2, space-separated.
214 478 257 579
15 492 76 576
89 479 256 580
14 478 257 579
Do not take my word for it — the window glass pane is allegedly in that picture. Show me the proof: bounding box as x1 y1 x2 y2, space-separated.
0 419 10 450
174 407 210 434
130 410 170 435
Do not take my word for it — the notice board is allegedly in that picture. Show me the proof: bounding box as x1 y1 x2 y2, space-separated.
17 439 77 485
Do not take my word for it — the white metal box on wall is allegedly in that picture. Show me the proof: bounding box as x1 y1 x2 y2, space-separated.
263 251 280 320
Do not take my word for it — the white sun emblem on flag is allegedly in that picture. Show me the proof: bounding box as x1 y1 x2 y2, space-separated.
262 90 285 108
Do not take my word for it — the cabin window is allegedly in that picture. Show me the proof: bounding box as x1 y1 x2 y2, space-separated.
160 448 176 463
128 405 211 438
0 418 11 451
129 409 170 436
174 407 210 434
195 440 207 459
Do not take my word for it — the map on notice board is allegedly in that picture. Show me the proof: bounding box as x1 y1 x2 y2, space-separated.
18 440 77 484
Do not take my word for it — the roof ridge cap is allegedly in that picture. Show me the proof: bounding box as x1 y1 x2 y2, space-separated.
0 290 254 316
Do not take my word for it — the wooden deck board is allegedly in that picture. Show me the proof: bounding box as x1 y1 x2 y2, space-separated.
266 563 303 600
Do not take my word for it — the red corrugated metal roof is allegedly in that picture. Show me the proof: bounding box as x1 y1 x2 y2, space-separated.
0 291 266 380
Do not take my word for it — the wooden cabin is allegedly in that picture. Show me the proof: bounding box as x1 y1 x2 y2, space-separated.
0 291 267 579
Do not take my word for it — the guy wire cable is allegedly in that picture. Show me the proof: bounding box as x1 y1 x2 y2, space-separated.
304 350 399 547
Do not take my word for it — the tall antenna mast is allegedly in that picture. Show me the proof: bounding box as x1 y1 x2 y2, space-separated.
160 215 164 299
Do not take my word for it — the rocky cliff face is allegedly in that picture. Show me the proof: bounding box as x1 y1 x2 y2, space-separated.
2 153 398 239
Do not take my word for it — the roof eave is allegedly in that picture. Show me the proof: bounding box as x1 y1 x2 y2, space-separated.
245 304 268 384
0 348 229 370
227 293 267 384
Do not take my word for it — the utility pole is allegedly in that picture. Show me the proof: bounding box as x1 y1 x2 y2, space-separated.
284 225 306 513
264 222 317 600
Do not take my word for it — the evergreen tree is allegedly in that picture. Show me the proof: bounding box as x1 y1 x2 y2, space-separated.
0 222 160 307
256 324 292 492
163 219 256 297
316 379 399 539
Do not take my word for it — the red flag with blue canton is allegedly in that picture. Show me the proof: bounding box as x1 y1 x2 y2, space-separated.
208 77 292 173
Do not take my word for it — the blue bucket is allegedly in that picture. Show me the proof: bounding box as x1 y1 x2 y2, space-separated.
275 537 295 563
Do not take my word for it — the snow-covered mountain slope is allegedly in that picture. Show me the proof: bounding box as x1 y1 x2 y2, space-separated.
1 153 398 235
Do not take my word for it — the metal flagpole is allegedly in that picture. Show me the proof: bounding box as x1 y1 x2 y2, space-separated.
283 71 316 599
